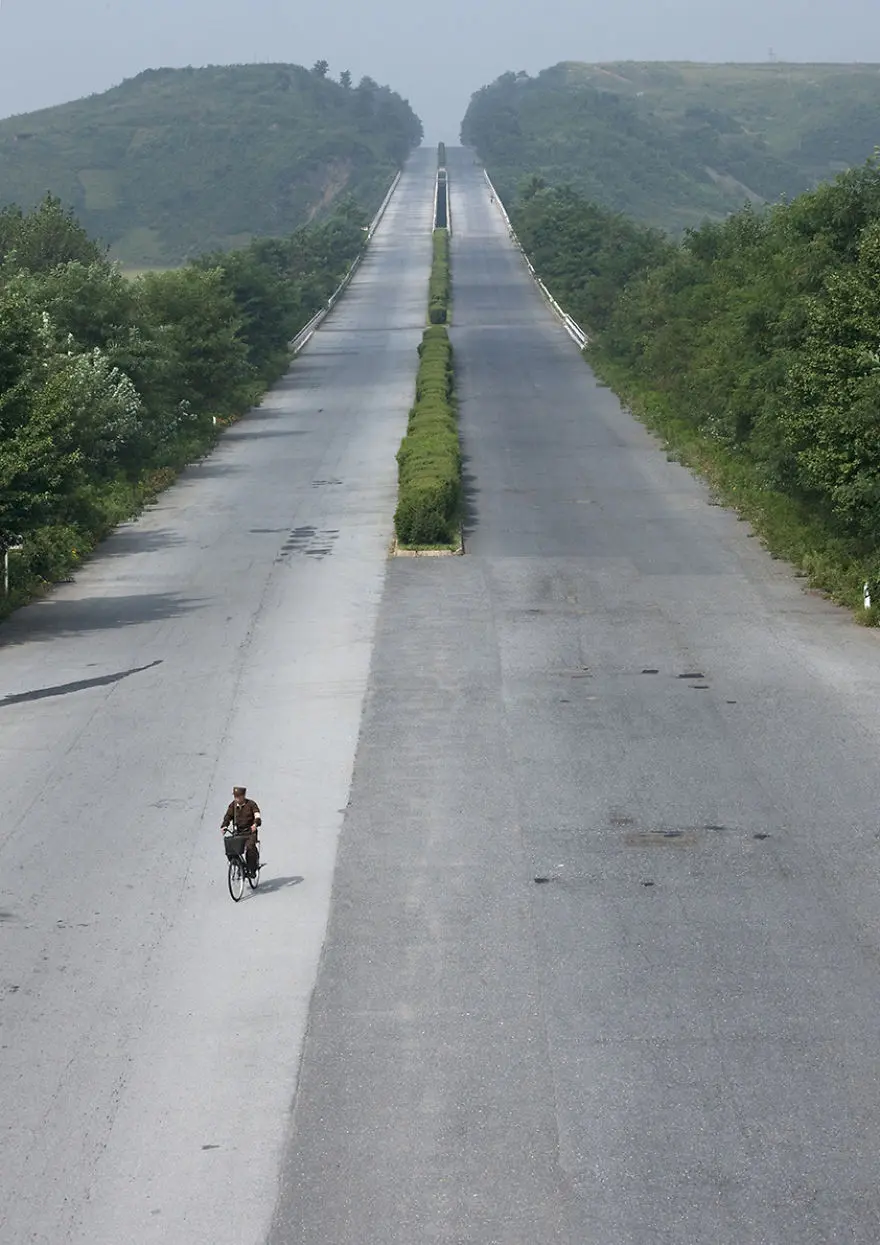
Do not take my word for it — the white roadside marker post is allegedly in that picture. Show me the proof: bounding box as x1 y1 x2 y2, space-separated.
4 537 23 596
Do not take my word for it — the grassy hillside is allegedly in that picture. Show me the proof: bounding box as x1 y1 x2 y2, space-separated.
0 63 422 265
461 62 880 232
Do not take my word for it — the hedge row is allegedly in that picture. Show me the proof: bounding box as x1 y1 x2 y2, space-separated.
428 227 450 324
394 325 461 546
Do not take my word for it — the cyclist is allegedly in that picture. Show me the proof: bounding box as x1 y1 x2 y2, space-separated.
221 786 261 875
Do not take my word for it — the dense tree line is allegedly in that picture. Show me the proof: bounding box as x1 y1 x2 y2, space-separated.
512 180 668 331
0 194 367 602
508 159 880 609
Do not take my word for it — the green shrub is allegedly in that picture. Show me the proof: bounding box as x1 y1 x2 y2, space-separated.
394 325 461 547
428 228 450 324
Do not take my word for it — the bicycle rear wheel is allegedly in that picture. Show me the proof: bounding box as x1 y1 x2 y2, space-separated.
228 857 245 901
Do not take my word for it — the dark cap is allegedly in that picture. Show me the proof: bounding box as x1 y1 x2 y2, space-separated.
232 786 246 796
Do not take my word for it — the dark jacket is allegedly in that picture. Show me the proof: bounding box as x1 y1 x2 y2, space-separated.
222 798 261 831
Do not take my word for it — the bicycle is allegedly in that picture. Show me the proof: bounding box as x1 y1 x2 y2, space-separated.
223 831 261 901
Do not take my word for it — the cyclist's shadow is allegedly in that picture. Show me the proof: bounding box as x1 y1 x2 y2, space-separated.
256 873 304 895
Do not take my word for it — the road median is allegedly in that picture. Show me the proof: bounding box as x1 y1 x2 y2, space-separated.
393 146 462 554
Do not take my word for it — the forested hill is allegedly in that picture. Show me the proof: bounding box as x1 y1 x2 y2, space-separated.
462 62 880 233
0 63 422 266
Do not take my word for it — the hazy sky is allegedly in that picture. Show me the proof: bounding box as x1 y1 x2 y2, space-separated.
2 0 880 140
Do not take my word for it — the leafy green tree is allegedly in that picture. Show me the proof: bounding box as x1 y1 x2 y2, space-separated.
511 185 669 332
312 59 329 78
5 259 194 465
7 260 133 351
782 219 880 539
200 244 298 376
133 267 253 417
0 195 105 272
339 69 352 90
0 291 138 537
356 75 377 118
0 292 76 540
520 175 546 201
38 348 143 474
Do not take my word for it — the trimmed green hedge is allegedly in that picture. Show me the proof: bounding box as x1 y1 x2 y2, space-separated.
394 325 461 546
393 218 459 547
428 227 450 324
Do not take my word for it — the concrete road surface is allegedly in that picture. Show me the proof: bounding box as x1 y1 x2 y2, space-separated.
0 149 434 1244
268 149 880 1243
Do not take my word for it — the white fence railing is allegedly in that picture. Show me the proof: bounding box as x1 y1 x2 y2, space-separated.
483 169 589 350
289 170 403 356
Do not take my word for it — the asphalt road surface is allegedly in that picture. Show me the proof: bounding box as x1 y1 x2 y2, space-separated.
268 149 880 1243
0 150 434 1244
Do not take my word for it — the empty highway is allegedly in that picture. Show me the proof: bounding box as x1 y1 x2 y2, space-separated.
4 143 880 1245
268 148 880 1244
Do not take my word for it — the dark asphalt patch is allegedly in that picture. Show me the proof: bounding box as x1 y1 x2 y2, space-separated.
277 527 339 562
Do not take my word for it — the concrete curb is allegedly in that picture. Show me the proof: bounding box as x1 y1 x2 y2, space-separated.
389 537 463 558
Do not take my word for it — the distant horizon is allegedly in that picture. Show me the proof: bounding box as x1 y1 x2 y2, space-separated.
1 0 880 138
2 54 880 140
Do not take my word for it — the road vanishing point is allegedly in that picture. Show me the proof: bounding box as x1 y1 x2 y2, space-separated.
2 146 880 1244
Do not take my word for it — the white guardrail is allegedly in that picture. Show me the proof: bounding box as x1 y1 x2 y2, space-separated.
483 169 589 350
289 170 402 355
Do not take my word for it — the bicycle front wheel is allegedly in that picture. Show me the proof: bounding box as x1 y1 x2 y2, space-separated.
228 857 245 902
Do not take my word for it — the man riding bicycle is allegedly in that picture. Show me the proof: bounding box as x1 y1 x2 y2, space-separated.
221 786 261 875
